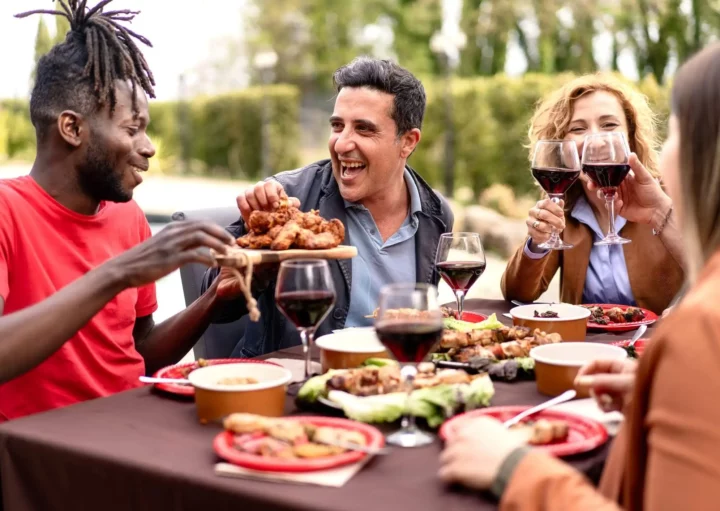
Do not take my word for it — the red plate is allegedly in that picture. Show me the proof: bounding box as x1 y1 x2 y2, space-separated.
584 304 657 333
213 416 385 472
439 406 608 457
151 358 280 396
460 311 488 323
611 338 650 357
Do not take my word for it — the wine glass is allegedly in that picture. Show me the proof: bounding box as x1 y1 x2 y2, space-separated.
435 233 486 320
374 283 444 448
275 260 336 380
581 132 632 245
531 140 582 250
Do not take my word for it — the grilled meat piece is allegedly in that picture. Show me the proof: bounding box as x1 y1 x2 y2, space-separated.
440 326 531 349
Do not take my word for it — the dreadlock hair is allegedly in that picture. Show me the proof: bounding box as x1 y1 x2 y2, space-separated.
16 0 156 140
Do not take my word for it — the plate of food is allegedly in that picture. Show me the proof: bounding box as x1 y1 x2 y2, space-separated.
151 359 280 396
297 359 495 427
213 413 385 472
582 304 657 333
611 338 650 358
439 406 609 457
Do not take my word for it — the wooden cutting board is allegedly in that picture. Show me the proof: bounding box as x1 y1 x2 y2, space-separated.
214 245 357 267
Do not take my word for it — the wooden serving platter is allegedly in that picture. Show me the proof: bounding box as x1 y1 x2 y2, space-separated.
214 245 357 267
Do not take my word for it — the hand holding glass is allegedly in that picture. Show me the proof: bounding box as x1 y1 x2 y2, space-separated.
581 132 632 245
531 140 581 250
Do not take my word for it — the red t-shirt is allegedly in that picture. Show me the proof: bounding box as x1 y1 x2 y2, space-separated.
0 176 157 421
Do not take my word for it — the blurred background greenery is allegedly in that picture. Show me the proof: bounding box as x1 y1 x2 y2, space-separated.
0 0 716 216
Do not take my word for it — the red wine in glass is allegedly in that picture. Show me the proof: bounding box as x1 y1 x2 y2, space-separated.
375 320 444 363
531 167 581 195
582 163 631 193
276 291 336 328
436 261 487 293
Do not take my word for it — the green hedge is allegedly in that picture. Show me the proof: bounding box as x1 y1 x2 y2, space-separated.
0 75 669 198
412 73 670 198
0 99 36 160
0 85 300 182
148 84 300 179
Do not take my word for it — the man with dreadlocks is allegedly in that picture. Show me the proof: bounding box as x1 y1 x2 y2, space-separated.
0 0 238 421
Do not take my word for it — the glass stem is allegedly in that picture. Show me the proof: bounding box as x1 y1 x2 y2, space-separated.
299 328 315 379
400 366 418 433
605 192 618 238
548 195 563 242
455 290 465 318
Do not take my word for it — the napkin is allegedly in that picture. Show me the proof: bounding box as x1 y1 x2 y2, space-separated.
214 457 371 487
552 398 624 436
266 358 322 383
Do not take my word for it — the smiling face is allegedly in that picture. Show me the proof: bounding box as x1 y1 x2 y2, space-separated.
564 90 630 196
328 87 420 204
77 80 155 203
565 90 629 157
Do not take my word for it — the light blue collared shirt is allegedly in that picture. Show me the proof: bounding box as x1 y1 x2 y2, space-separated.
344 170 422 327
524 196 637 305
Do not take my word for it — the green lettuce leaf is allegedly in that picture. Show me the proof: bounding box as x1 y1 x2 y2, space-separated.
327 391 406 423
326 376 496 427
443 313 504 332
297 370 344 402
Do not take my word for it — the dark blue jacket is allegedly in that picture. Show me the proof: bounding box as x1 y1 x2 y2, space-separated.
202 159 454 357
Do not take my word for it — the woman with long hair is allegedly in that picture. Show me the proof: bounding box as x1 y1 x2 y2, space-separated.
440 43 720 509
501 74 684 314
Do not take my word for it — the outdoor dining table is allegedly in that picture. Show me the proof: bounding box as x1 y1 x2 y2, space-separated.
0 299 653 511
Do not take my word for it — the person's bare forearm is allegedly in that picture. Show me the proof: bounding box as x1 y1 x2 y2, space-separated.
135 279 222 374
651 197 685 269
0 266 126 384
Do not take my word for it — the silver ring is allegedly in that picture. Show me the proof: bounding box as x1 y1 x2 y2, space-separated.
532 220 540 229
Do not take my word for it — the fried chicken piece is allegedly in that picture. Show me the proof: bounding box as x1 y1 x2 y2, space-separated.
322 218 345 245
295 229 341 250
247 210 274 233
223 413 273 434
237 231 274 249
270 220 301 250
293 443 343 458
293 209 325 233
312 427 367 447
266 421 308 443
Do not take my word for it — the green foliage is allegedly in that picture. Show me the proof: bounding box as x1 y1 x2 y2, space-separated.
54 1 70 45
0 75 673 196
0 100 36 160
148 85 300 179
31 17 53 87
411 73 671 199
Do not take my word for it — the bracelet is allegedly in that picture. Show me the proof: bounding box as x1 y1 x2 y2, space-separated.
653 204 673 236
490 446 532 500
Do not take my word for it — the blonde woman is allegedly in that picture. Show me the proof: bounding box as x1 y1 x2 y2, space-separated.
501 74 684 314
440 42 720 509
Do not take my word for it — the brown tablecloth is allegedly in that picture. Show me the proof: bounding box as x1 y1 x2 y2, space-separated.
0 299 649 511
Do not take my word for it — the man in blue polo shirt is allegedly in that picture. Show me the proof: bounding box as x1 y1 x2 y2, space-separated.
204 57 454 357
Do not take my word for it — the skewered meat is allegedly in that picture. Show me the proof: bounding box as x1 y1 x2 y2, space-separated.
449 329 561 362
440 326 532 349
